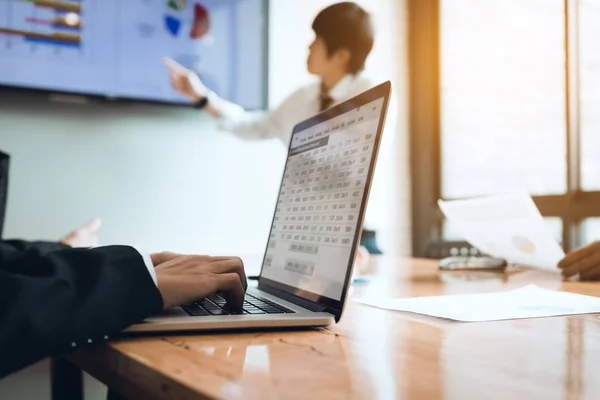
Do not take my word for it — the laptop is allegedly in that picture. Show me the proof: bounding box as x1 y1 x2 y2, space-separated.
125 81 392 333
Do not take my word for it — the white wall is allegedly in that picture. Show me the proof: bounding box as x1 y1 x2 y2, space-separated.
0 99 286 255
0 0 408 398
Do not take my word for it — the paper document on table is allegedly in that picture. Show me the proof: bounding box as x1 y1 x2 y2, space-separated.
438 194 565 270
357 285 600 322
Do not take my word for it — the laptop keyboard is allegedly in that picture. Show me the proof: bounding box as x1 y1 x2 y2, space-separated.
181 293 296 317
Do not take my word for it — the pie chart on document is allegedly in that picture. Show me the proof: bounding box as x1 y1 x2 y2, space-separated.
512 235 537 255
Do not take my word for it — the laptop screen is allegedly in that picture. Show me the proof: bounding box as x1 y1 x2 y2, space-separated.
259 92 387 302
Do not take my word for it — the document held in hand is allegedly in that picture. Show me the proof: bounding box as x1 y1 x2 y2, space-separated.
438 194 565 271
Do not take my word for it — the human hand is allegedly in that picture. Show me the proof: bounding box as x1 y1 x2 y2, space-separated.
354 245 371 274
152 253 247 309
558 241 600 280
60 218 102 248
163 57 207 102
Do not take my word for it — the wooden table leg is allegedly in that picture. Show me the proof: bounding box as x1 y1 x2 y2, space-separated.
50 357 83 400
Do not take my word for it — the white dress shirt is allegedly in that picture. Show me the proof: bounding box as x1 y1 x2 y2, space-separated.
209 73 397 232
135 247 157 285
213 73 387 144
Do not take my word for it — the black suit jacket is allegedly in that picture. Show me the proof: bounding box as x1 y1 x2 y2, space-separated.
0 244 163 378
0 152 163 378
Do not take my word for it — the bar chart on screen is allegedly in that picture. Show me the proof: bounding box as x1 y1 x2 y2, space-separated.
0 0 266 105
0 0 86 61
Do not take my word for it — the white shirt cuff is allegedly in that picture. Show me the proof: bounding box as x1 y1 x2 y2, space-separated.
131 246 158 287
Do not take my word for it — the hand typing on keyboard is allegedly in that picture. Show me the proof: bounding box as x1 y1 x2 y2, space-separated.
150 253 247 310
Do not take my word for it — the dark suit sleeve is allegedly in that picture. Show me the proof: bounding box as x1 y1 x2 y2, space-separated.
0 240 71 276
0 245 163 378
0 239 69 255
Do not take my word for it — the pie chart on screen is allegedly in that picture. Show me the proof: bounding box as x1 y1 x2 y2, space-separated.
164 2 210 39
512 235 536 255
191 3 210 39
167 0 187 11
165 16 182 37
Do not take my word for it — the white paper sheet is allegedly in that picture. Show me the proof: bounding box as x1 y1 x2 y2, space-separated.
438 194 565 270
356 285 600 322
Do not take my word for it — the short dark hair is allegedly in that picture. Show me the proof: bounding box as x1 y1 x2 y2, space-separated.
312 2 374 74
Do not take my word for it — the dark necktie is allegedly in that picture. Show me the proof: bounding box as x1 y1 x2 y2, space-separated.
319 89 334 112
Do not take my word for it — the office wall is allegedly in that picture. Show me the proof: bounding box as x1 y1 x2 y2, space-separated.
0 1 408 399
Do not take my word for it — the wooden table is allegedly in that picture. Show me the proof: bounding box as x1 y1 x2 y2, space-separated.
66 257 600 400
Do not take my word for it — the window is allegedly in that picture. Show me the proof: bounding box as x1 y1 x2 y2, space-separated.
580 0 600 191
440 0 566 198
409 0 600 256
581 218 600 245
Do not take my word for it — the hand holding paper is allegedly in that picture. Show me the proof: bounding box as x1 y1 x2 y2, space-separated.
559 241 600 280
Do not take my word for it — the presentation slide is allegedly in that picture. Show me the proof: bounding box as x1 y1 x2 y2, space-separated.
0 0 267 108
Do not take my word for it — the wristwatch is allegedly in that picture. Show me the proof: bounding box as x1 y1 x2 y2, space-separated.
193 95 209 109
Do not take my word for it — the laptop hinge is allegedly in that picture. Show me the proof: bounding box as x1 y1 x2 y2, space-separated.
258 284 328 313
